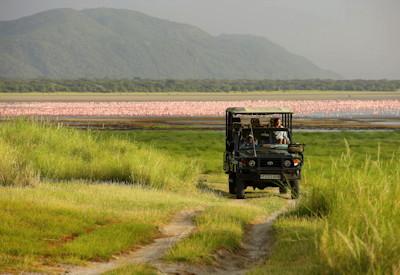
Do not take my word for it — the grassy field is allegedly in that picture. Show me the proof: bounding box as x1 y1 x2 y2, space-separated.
0 181 285 273
105 129 400 273
0 121 284 273
164 197 284 264
1 121 399 274
250 132 400 274
0 182 212 272
0 121 199 189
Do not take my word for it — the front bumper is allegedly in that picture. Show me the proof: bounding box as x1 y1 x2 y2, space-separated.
237 168 301 182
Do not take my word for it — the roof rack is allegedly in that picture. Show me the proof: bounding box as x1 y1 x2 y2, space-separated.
226 107 292 115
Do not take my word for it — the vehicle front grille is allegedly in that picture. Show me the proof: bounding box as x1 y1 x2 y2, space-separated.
260 159 282 168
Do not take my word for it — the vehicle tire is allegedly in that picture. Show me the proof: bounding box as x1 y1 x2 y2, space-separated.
290 180 300 199
228 173 236 195
279 184 287 194
236 180 245 199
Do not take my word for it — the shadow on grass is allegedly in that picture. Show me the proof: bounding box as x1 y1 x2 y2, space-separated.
197 180 292 201
246 191 293 200
196 180 232 197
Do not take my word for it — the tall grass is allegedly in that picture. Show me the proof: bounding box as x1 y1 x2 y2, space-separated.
298 142 400 274
0 140 38 187
0 121 199 189
117 130 224 174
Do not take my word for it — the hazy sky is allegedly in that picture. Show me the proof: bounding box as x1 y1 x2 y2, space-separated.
1 0 399 79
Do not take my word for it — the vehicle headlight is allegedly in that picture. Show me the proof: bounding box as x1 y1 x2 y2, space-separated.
293 159 301 167
283 160 292 167
248 160 256 167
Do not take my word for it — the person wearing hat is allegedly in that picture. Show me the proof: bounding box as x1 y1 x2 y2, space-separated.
240 134 258 149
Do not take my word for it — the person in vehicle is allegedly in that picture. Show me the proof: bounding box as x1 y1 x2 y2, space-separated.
273 118 290 144
240 134 258 148
251 118 261 127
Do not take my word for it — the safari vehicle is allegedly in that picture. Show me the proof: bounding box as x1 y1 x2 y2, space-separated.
223 107 304 199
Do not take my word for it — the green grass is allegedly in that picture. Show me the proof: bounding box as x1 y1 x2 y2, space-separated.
0 180 284 273
165 197 285 264
0 121 284 273
309 151 399 274
0 182 221 272
1 120 400 274
103 264 158 275
114 130 224 173
250 132 400 275
248 217 322 275
0 121 291 273
0 121 199 189
0 139 38 187
115 130 400 174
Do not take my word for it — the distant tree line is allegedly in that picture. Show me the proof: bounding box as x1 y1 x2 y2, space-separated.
0 79 399 93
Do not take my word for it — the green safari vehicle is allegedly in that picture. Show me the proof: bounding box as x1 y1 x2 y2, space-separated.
223 107 305 199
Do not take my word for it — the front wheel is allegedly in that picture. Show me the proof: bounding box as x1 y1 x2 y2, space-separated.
236 180 245 199
228 173 236 195
290 180 300 199
279 183 288 194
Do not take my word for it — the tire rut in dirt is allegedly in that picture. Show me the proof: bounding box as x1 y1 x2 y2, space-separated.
64 209 202 275
155 202 294 275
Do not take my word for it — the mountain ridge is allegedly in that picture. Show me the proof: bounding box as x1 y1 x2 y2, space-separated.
0 8 339 79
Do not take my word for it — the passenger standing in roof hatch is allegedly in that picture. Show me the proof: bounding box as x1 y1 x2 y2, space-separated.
273 118 290 144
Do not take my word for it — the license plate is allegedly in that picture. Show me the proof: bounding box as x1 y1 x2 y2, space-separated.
260 174 281 180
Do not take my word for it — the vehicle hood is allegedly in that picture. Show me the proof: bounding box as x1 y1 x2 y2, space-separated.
238 148 291 158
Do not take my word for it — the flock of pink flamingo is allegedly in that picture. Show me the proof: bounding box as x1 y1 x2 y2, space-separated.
0 100 399 118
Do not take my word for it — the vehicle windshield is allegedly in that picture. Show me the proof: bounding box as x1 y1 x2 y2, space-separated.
239 128 290 150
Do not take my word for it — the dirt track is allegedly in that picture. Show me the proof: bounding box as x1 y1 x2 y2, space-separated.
155 203 292 275
64 201 293 275
65 209 201 275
